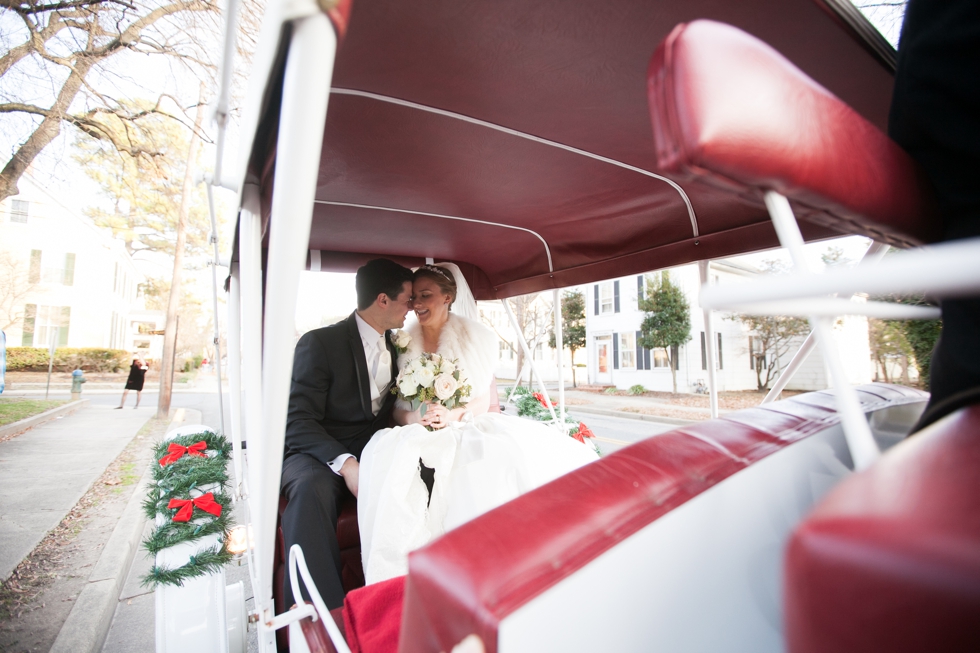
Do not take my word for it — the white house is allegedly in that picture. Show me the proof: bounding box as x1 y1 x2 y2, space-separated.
478 297 569 383
584 261 873 393
0 173 156 355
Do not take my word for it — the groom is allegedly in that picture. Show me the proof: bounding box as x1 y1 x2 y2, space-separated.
280 258 414 609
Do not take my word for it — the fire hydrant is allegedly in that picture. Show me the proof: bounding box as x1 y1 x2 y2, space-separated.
71 368 86 401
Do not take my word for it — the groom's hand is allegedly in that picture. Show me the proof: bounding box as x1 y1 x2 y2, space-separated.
339 457 360 498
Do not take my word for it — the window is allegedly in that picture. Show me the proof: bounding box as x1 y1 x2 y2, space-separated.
28 251 76 285
750 336 765 371
619 332 636 369
10 199 28 223
23 305 70 347
534 343 544 360
653 349 670 368
700 332 723 370
500 340 515 360
598 282 615 314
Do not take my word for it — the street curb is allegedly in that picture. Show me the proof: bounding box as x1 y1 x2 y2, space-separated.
49 409 204 653
569 405 699 427
50 455 154 653
0 399 89 440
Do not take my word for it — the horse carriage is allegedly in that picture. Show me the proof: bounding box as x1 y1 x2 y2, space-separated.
157 0 980 651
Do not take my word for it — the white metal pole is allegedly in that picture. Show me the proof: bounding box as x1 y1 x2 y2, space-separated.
761 241 890 404
506 361 527 404
205 182 226 436
238 184 269 648
227 263 244 496
256 14 337 643
764 191 879 471
552 289 567 431
698 261 719 419
501 298 559 423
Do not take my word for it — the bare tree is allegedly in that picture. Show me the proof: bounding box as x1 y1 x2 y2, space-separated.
0 249 37 331
482 294 553 386
0 0 219 203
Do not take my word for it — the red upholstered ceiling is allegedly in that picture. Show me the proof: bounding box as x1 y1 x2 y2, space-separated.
255 0 897 298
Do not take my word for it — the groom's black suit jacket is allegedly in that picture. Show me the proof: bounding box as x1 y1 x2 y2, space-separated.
284 312 398 464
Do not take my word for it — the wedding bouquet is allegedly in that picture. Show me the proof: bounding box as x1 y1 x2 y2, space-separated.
393 353 472 419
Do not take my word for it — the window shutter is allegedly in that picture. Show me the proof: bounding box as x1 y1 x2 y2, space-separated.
594 285 599 315
700 332 707 370
59 307 71 346
644 347 651 370
22 304 36 346
635 330 643 370
637 275 644 303
613 280 620 312
749 336 754 369
717 333 723 370
29 250 41 283
672 344 679 370
64 253 75 286
613 332 619 370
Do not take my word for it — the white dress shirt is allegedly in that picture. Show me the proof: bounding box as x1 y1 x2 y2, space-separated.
328 313 390 475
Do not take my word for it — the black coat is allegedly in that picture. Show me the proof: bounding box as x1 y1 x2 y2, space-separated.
284 312 398 466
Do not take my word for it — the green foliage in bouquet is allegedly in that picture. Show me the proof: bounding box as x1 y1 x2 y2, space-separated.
141 430 233 588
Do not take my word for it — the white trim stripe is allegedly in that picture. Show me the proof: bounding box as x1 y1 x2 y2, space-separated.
330 87 700 238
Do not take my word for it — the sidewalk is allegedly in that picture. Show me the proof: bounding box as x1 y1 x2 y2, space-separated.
497 387 731 424
0 404 154 582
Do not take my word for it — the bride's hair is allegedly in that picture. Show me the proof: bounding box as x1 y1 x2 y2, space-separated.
414 265 457 308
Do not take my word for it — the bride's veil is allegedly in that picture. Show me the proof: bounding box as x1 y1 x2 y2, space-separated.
435 262 480 322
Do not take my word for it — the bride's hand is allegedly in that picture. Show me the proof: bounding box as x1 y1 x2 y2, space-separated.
423 402 450 429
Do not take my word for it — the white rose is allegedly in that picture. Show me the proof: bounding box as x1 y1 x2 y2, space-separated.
440 359 456 375
410 357 424 372
428 353 442 365
433 373 458 401
413 366 435 388
394 331 411 349
399 376 419 397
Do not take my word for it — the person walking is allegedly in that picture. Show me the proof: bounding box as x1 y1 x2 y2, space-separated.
117 356 149 409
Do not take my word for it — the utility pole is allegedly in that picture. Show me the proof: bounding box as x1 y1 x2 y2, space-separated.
157 85 206 419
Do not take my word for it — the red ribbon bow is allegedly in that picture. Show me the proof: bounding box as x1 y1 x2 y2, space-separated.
167 492 222 522
573 422 595 443
532 392 554 408
159 441 208 467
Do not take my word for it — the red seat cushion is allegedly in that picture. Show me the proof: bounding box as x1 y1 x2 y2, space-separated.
785 406 980 653
343 576 406 653
647 20 939 247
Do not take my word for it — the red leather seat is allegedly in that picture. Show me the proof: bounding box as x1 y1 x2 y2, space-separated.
647 19 939 247
785 406 980 653
274 492 364 651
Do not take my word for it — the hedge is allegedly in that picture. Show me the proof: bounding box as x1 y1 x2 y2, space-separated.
5 347 132 373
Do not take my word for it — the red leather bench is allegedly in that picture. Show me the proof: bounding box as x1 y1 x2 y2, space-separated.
785 405 980 652
398 384 926 653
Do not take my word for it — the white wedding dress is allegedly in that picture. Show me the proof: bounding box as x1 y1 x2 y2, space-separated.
357 273 598 585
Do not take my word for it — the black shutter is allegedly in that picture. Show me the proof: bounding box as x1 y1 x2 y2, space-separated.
749 336 754 369
613 280 620 312
594 285 599 315
637 275 644 302
672 344 679 370
22 304 36 346
717 333 724 370
700 332 707 370
613 332 619 370
635 331 643 370
644 347 651 370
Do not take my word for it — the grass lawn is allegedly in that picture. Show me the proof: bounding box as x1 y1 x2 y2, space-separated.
0 397 68 427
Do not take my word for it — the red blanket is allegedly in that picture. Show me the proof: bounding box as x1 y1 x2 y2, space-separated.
343 576 406 653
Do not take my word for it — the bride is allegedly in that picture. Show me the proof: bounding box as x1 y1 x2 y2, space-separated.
357 263 598 584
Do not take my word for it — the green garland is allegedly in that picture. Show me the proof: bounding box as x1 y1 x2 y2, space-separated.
509 386 600 455
141 430 234 588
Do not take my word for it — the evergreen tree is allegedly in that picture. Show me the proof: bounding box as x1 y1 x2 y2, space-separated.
638 272 691 393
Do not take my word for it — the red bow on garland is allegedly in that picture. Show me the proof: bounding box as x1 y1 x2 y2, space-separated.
159 441 207 467
167 492 223 522
572 422 595 444
532 392 554 408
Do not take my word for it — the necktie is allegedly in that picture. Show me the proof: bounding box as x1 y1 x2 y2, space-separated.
375 335 391 391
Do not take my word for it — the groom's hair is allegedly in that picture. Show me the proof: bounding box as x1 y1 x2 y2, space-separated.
355 258 414 310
